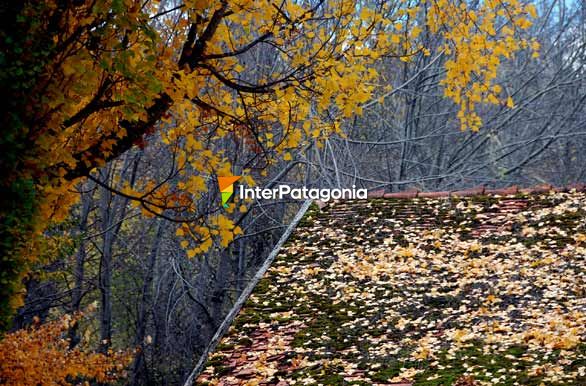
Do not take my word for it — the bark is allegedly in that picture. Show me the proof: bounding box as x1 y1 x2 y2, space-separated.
68 182 94 348
98 173 114 352
130 219 164 386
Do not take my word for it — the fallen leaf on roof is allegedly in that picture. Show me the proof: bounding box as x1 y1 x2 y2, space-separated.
198 191 586 386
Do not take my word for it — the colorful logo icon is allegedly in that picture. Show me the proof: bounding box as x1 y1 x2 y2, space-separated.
218 176 241 208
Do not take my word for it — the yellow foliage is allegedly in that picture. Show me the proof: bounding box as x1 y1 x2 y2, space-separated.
428 0 535 130
1 0 538 325
0 313 130 385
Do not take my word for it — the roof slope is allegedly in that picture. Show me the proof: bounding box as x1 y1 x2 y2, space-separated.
198 191 586 386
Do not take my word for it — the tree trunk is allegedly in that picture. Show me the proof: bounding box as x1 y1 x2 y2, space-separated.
131 219 164 386
98 172 114 353
68 182 94 348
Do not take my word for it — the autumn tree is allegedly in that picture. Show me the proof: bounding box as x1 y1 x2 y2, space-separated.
0 311 130 385
311 0 584 193
0 0 538 332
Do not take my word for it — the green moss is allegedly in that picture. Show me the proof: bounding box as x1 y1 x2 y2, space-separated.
411 343 573 386
371 361 402 381
253 277 271 295
298 202 322 228
236 337 253 347
291 298 368 352
200 192 586 385
288 361 372 385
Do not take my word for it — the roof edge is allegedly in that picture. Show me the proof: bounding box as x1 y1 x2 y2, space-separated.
183 200 314 386
367 183 586 199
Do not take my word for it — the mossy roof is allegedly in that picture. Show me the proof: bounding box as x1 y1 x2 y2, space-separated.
197 191 586 386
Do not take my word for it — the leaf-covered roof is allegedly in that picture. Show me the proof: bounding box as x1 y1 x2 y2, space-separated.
198 191 586 386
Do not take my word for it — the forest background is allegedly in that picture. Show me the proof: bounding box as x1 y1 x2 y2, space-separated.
0 0 585 385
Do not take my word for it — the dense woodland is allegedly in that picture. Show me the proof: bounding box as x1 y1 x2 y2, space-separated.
0 0 585 385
